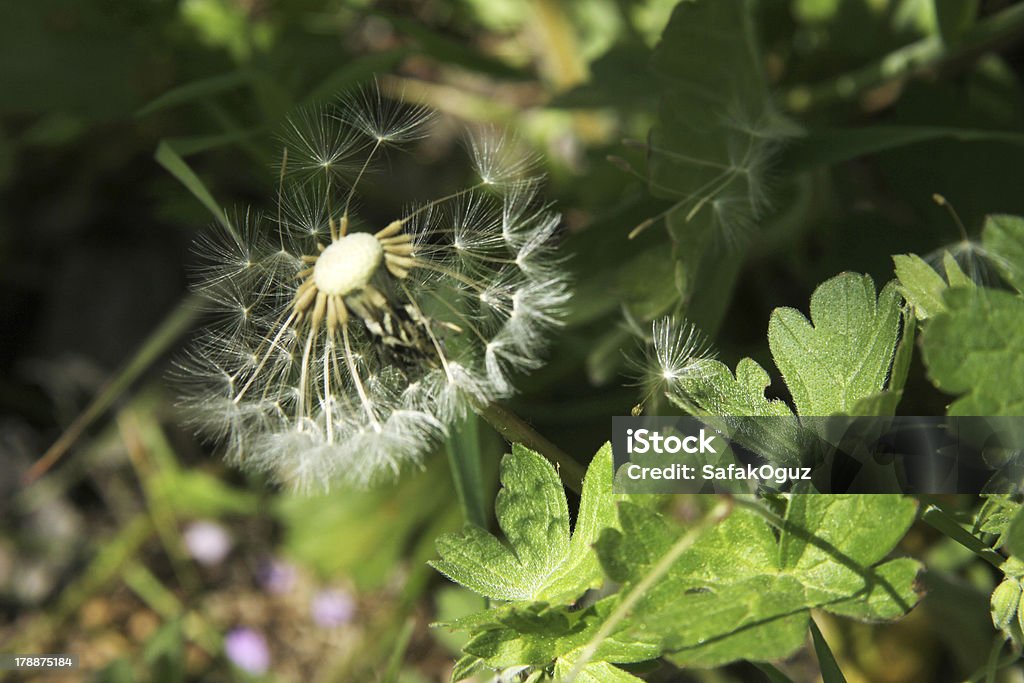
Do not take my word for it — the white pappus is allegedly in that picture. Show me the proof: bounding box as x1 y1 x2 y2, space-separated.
177 83 569 492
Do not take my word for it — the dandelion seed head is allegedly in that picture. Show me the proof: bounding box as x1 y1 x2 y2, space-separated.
179 83 566 491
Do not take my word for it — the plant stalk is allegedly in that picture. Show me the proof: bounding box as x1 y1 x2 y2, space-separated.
784 3 1024 112
474 400 585 493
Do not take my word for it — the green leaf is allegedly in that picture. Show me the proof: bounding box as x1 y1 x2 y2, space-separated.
552 657 645 682
432 444 620 605
922 287 1024 415
136 70 252 117
459 599 657 670
779 495 919 611
768 273 901 416
821 558 925 621
780 495 918 569
450 654 483 682
894 253 949 319
596 497 922 668
671 357 793 418
154 141 234 235
1006 507 1024 559
983 214 1024 294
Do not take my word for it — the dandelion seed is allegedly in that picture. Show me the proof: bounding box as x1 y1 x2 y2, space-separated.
632 317 716 407
178 83 567 491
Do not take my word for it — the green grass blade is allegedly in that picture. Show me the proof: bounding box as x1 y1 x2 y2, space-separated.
155 140 235 237
810 619 848 683
445 413 488 529
136 71 252 117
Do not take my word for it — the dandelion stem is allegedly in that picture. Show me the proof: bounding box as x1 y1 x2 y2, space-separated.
473 400 584 493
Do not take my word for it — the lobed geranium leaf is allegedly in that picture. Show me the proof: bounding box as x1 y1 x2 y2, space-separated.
595 496 923 668
983 214 1024 294
768 273 902 416
552 657 645 682
431 443 621 604
922 287 1024 415
894 253 949 319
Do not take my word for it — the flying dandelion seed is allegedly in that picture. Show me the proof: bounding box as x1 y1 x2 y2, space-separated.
178 83 569 492
631 317 716 409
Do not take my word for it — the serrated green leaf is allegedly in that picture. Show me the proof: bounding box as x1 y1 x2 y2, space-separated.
597 496 922 668
671 357 793 417
594 502 677 584
450 654 483 683
821 558 924 621
894 253 948 319
922 287 1024 415
539 444 621 603
553 657 645 682
461 598 658 670
780 495 918 569
668 358 813 466
768 274 901 416
432 444 621 604
983 214 1024 294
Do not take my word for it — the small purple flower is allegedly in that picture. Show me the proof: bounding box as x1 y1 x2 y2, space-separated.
258 557 297 595
224 627 270 675
183 520 232 566
310 588 355 627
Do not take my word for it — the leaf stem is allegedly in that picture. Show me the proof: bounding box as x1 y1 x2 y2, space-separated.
783 2 1024 112
473 400 585 493
921 504 1005 569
